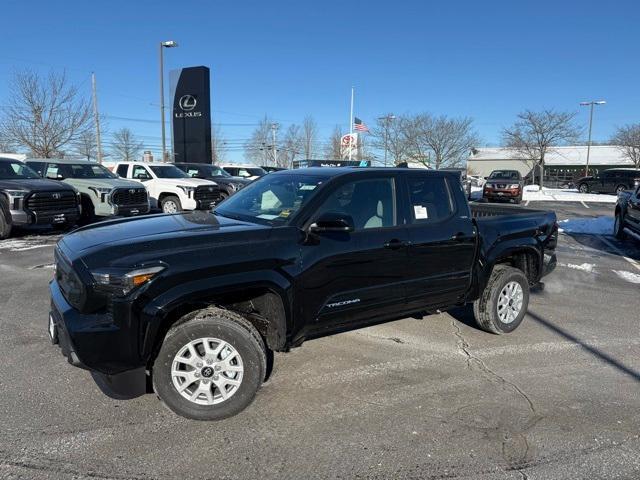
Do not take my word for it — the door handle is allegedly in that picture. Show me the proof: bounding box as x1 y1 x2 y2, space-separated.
451 232 467 241
384 239 409 250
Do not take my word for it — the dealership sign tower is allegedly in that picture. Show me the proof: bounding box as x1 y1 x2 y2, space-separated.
170 66 212 163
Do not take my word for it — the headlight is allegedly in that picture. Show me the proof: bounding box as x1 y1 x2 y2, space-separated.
5 190 27 198
91 265 165 296
89 187 113 202
177 186 196 196
508 184 520 189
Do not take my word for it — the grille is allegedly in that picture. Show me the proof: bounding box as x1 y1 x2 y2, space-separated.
26 191 77 213
111 188 148 206
194 185 222 207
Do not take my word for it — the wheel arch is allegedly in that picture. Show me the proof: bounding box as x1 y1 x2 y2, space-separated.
140 277 292 367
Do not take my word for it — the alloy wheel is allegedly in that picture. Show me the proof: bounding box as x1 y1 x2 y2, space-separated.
497 281 524 324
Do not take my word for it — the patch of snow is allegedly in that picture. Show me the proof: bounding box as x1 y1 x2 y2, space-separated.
524 185 540 192
557 216 613 235
563 263 595 273
612 270 640 284
0 238 54 252
523 187 617 203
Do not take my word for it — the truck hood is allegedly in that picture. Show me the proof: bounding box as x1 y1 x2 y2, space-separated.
63 178 144 190
0 178 76 192
59 211 270 264
153 178 218 187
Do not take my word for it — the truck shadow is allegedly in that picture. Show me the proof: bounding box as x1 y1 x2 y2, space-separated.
563 232 640 261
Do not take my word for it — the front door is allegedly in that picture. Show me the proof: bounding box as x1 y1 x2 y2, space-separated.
402 173 476 310
627 187 640 228
297 175 409 334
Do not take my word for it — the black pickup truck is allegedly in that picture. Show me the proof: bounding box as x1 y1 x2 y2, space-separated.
614 185 640 240
48 168 557 420
0 157 80 239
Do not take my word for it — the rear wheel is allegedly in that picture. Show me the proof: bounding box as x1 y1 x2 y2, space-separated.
152 307 267 420
614 212 626 240
615 184 628 194
161 195 182 214
578 183 590 194
473 265 530 334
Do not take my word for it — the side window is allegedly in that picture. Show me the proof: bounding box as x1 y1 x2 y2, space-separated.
407 176 453 223
132 165 151 180
116 164 129 178
315 178 396 230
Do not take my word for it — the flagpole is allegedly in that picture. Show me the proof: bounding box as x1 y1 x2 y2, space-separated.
348 86 354 161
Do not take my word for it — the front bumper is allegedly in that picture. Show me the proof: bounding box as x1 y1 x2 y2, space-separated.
10 207 80 226
483 189 521 200
49 279 140 375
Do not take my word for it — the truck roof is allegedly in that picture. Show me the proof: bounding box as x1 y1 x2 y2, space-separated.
274 167 459 178
26 158 105 165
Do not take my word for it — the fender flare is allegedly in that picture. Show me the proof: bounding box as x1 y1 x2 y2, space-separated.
139 270 292 359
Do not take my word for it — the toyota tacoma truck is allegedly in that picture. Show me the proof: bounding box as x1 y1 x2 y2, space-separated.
26 159 149 223
0 157 80 239
48 168 558 420
109 161 221 213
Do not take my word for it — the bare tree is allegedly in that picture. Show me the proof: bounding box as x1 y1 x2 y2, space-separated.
211 126 227 164
0 70 92 158
245 116 277 165
301 116 318 159
611 123 640 168
371 114 412 166
110 128 142 161
279 124 303 168
503 110 581 187
324 126 343 160
73 130 97 160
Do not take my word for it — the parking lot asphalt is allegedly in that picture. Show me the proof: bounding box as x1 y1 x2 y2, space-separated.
1 201 639 480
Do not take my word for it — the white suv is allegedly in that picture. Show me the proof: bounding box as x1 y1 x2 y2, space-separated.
111 162 221 213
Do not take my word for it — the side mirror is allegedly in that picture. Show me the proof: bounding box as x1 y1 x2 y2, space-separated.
135 173 150 180
484 176 489 180
309 212 355 233
47 174 64 180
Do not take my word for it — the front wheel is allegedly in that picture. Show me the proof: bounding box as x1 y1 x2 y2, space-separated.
614 212 626 240
161 195 182 214
473 265 530 334
578 183 589 194
152 307 267 420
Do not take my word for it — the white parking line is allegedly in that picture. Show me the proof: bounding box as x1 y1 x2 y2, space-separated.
597 235 640 272
580 201 590 209
524 200 530 206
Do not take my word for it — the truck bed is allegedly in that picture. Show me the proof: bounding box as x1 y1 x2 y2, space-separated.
469 202 547 218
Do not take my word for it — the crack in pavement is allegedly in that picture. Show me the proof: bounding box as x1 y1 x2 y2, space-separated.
450 319 543 468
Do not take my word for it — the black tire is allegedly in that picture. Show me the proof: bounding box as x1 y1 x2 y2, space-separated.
473 265 530 335
578 183 589 194
152 307 267 421
615 184 628 195
160 195 182 214
614 212 626 240
79 195 96 225
0 200 12 240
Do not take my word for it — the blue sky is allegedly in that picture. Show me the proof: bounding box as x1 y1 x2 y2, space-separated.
1 0 639 162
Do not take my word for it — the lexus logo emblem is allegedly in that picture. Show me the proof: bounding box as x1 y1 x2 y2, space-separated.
178 95 197 111
52 193 61 199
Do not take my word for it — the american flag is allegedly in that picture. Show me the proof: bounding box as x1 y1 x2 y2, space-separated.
354 117 369 132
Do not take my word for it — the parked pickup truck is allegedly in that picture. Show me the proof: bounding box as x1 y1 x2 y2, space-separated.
110 161 221 213
26 159 149 223
48 168 557 420
614 185 640 241
0 157 80 239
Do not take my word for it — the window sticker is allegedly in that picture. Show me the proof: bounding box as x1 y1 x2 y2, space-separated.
414 205 429 219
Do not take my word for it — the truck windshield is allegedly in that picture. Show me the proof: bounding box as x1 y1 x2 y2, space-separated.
202 165 231 177
66 163 117 179
149 165 190 178
0 160 41 180
489 171 520 180
215 174 324 225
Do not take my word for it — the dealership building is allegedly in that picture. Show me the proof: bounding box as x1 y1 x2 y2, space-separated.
467 146 633 186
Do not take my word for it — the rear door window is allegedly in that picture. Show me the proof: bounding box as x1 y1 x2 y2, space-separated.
406 176 454 223
116 164 129 178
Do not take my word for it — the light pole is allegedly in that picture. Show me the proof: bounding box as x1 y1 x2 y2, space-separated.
271 123 279 166
377 114 395 167
159 40 178 162
580 100 606 177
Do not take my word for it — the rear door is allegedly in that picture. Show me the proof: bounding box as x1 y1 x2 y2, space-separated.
402 172 476 310
297 173 409 332
627 186 640 229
